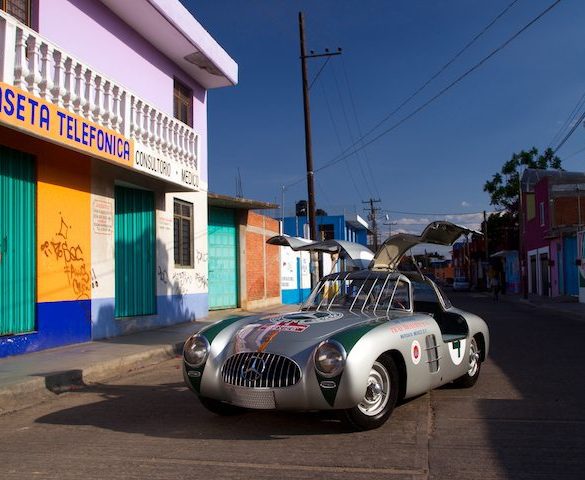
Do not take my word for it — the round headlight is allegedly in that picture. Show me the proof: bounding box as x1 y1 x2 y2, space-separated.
183 334 210 367
314 340 346 378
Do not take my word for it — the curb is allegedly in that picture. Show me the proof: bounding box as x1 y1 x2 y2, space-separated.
0 340 185 416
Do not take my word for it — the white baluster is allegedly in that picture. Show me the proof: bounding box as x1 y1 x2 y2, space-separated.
148 108 156 148
92 75 102 123
82 68 95 120
72 62 85 115
172 122 180 161
110 85 120 132
25 35 42 96
155 112 163 152
51 50 66 107
123 93 133 138
102 81 111 129
141 103 150 145
14 28 29 90
161 116 169 156
38 43 53 101
61 57 73 110
133 99 143 141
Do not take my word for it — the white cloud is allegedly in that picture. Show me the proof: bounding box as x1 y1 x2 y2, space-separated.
461 201 471 207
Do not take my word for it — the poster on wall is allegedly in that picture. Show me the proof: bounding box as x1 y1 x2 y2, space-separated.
281 247 298 290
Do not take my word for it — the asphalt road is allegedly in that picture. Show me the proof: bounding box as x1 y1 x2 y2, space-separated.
1 292 584 480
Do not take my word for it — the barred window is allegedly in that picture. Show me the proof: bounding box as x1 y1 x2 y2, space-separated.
174 199 193 267
1 0 31 26
173 78 193 127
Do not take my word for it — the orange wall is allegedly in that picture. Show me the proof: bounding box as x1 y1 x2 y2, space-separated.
1 126 91 303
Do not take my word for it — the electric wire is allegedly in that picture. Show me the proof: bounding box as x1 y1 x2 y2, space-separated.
311 0 562 176
318 79 363 200
284 0 562 187
330 62 375 198
553 106 585 153
343 0 521 155
548 87 585 148
340 56 382 199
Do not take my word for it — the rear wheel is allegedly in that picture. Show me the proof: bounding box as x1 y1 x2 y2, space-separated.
342 355 399 431
199 396 246 416
453 336 481 388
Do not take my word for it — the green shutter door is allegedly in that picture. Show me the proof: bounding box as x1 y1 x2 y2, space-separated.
115 186 156 317
0 145 36 335
208 207 238 310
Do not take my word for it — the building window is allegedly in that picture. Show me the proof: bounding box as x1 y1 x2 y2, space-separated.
1 0 31 26
174 199 193 267
173 78 193 127
526 193 535 221
539 201 545 226
319 224 335 241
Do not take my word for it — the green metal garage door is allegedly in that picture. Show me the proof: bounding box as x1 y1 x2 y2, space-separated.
115 186 156 317
0 145 36 335
208 207 238 310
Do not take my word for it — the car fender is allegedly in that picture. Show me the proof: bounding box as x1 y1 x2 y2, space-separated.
331 315 440 408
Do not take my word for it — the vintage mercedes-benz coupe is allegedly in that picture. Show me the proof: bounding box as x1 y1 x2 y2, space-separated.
183 221 489 430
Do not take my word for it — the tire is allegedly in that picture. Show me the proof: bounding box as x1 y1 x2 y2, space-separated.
198 396 246 416
453 336 481 388
342 355 399 431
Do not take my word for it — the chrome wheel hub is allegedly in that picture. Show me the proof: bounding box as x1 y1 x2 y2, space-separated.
358 361 390 417
468 339 480 377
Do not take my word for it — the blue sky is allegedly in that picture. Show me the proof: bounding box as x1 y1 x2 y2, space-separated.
182 0 585 234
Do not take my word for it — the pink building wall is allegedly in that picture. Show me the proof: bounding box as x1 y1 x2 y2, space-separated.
36 0 209 182
550 239 561 296
524 177 550 252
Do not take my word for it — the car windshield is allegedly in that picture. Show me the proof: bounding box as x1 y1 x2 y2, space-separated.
303 272 411 314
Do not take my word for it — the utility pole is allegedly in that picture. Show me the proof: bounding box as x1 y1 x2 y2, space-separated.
298 11 341 286
363 198 381 251
383 214 397 240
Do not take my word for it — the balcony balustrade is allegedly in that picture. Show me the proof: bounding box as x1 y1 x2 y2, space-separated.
0 11 198 184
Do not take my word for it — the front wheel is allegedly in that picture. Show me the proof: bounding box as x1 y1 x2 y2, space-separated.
342 355 399 431
198 396 246 416
453 336 481 388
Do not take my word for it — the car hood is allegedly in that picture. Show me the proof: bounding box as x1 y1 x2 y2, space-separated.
372 221 481 270
230 310 383 356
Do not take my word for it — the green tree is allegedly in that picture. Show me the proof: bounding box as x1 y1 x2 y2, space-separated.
483 147 562 214
482 147 562 253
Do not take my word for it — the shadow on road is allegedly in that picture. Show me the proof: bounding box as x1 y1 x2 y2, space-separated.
445 292 585 479
34 381 354 440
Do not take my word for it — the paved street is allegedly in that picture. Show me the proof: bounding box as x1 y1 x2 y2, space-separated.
1 293 584 480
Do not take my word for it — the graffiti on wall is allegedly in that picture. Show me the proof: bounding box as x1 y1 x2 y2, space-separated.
40 214 91 300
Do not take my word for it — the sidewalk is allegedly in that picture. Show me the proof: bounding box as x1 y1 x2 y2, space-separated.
0 304 295 415
484 290 585 319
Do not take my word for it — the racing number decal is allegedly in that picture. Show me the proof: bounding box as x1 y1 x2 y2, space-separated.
411 340 421 365
448 339 467 365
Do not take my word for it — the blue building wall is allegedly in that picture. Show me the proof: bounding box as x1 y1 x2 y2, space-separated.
283 215 368 245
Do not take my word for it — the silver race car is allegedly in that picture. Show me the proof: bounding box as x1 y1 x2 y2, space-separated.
183 221 489 430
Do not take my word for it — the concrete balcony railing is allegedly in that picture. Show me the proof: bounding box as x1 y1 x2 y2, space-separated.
0 10 199 184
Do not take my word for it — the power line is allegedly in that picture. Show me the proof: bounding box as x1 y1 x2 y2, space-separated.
330 61 375 197
342 0 521 154
548 87 585 148
311 0 562 177
340 56 381 199
383 209 494 216
318 79 363 199
284 0 561 188
553 106 585 153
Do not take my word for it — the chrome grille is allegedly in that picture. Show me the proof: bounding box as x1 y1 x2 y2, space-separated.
221 352 301 388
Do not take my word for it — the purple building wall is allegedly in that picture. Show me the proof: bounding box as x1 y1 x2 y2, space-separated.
523 177 550 252
36 0 209 182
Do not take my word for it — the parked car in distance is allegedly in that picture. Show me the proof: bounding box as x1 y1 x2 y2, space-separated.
453 277 470 291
